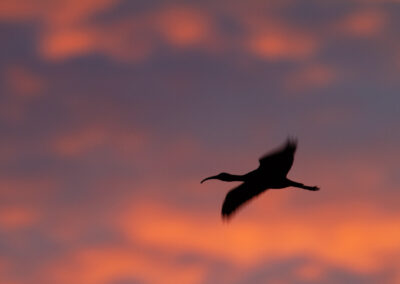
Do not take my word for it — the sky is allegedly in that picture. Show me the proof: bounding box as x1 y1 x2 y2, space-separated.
0 0 400 283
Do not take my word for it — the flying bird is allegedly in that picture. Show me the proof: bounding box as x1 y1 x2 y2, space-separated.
201 139 319 219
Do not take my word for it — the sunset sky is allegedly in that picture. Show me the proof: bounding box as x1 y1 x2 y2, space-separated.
1 0 400 283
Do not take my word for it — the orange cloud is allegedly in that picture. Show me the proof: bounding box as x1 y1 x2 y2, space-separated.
239 13 320 61
0 207 39 230
38 5 215 61
0 0 123 61
39 29 95 60
37 0 120 61
0 0 119 23
156 7 213 48
249 31 318 60
46 0 119 27
337 10 386 37
2 0 322 62
0 0 40 21
45 247 205 284
118 200 400 274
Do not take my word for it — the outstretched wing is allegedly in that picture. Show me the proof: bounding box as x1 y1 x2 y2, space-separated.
221 182 265 219
258 139 297 176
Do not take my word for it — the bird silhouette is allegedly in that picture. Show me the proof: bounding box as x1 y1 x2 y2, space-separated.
201 139 320 219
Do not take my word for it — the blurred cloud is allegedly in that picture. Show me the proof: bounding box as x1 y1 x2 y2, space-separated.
295 261 325 282
51 122 146 159
40 29 96 60
0 206 39 230
38 5 217 61
1 65 46 123
248 30 318 61
5 65 45 98
285 64 336 92
156 7 214 48
118 200 400 274
1 0 322 62
337 9 387 37
0 0 41 21
45 247 206 284
0 0 400 283
0 0 118 23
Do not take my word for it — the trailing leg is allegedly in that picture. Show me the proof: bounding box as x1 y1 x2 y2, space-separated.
287 180 319 191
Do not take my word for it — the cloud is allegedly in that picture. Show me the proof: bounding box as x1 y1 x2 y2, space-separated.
156 7 214 48
248 31 318 60
39 28 96 60
0 0 41 21
285 64 336 92
238 13 320 61
1 65 46 122
118 200 400 275
0 2 399 283
1 0 320 62
52 126 109 157
0 0 124 60
295 261 325 282
0 206 39 230
0 0 119 23
5 65 45 97
336 10 386 37
38 4 215 61
0 176 56 205
52 124 146 158
44 247 206 284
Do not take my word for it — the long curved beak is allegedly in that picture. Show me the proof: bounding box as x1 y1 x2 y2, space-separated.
200 175 217 184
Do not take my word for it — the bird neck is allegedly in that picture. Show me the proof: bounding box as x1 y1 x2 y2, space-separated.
221 173 246 182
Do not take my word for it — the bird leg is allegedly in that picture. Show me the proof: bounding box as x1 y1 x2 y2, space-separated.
288 180 319 191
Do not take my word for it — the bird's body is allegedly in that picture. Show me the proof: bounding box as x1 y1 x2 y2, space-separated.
201 139 319 219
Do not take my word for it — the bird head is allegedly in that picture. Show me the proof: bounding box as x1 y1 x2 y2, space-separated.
201 172 231 183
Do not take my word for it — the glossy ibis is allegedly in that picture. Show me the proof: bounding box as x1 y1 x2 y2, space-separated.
201 139 319 219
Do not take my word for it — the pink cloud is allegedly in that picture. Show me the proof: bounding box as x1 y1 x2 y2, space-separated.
52 126 108 157
0 0 41 21
39 28 96 60
1 65 46 123
156 7 214 48
1 0 321 62
0 0 119 23
0 176 56 204
249 31 318 60
285 64 336 92
239 14 320 61
38 8 213 61
52 123 146 158
5 65 45 98
0 206 39 230
336 10 386 37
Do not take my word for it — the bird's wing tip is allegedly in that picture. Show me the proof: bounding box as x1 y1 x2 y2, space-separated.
287 136 298 145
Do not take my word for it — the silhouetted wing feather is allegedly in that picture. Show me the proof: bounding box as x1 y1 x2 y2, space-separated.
258 139 297 176
221 182 264 219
